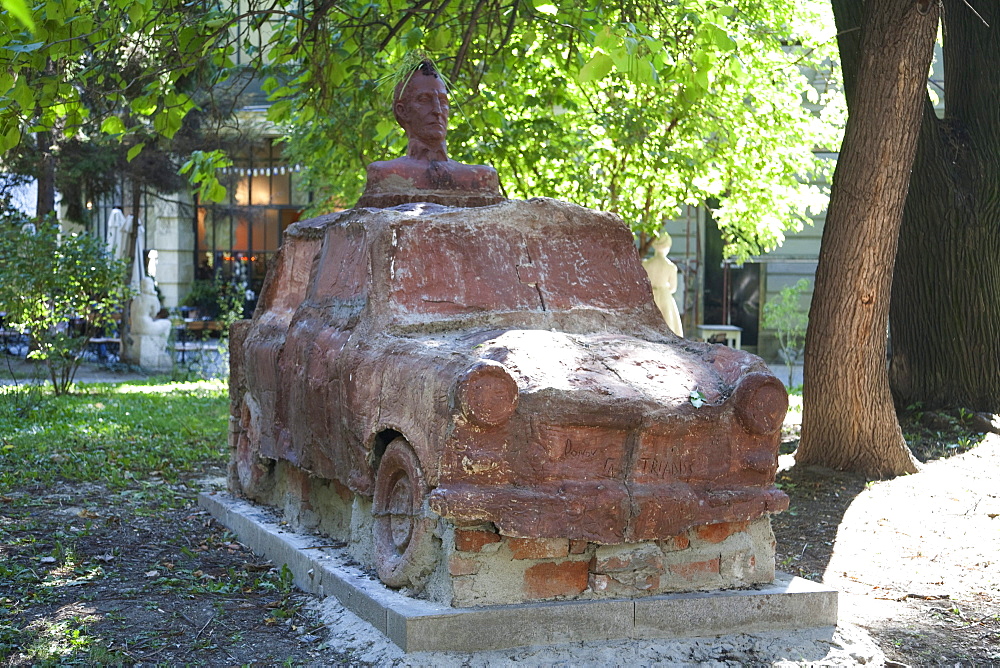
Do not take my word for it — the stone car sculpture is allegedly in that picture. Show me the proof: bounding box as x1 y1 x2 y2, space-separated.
228 197 789 605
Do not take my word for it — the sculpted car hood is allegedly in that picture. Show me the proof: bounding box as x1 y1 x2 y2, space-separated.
463 328 764 410
424 328 787 543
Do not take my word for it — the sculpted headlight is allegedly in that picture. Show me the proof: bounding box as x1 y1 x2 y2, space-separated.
457 361 519 427
733 372 788 435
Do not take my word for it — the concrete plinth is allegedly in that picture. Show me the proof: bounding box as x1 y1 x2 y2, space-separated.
200 491 838 653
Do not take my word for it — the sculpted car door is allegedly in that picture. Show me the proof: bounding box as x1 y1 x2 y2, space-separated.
280 221 370 486
242 232 323 461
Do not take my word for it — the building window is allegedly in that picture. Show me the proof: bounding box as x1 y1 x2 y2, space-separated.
195 140 309 315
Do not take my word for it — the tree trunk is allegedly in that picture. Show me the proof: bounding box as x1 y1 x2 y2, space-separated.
798 0 938 477
120 178 143 365
889 1 1000 412
35 131 56 220
124 177 142 283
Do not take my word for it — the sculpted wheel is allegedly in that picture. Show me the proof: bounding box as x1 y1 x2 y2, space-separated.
373 437 437 587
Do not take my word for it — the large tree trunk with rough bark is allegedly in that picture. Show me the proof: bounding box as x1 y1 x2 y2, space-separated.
797 0 938 477
889 1 1000 412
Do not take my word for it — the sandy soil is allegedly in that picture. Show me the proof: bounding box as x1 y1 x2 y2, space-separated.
773 434 1000 666
7 443 995 665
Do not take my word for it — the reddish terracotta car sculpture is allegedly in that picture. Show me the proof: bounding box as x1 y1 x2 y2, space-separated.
229 197 789 596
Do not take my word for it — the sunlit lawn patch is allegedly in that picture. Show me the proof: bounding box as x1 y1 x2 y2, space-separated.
0 379 228 493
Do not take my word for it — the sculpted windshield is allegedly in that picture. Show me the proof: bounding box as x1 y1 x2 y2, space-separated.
387 220 650 318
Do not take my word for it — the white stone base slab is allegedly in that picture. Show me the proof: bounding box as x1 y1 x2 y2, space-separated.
199 490 838 653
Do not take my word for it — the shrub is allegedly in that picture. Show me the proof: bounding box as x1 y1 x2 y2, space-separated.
0 215 131 394
762 278 810 386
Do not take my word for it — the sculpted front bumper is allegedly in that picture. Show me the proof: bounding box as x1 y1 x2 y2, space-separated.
428 479 788 544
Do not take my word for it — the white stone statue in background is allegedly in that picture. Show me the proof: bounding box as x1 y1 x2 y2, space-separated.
107 207 129 258
642 232 684 337
128 277 173 370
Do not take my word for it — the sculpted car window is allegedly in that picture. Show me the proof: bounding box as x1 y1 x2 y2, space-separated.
308 224 369 301
388 223 542 315
527 222 650 311
388 219 649 317
256 235 322 315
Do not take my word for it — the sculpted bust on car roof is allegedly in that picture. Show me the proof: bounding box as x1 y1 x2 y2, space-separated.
356 59 505 208
229 60 790 606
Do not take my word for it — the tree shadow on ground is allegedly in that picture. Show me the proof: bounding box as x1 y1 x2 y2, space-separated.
772 421 1000 665
770 458 869 583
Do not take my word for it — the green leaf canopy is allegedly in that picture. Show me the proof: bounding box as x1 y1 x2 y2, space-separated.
0 0 843 259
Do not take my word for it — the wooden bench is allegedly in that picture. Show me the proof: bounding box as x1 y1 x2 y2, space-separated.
696 324 743 349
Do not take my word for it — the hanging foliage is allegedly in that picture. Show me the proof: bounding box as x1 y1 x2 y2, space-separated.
0 0 843 258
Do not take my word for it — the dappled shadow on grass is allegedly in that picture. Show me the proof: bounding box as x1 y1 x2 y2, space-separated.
0 380 229 492
0 478 341 666
0 377 345 664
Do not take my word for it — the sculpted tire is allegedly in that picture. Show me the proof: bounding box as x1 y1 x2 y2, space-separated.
373 437 438 587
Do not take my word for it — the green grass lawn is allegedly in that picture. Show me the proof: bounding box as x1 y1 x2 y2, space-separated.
0 379 229 496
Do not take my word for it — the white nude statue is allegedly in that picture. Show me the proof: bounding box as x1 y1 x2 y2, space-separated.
642 233 684 337
128 277 173 370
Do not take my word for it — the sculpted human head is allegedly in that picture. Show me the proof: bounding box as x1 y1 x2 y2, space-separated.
393 61 449 150
652 232 673 253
